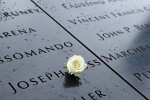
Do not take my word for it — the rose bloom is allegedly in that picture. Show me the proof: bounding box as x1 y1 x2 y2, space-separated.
67 55 87 76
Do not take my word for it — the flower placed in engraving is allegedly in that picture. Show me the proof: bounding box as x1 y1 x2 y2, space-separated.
66 55 87 77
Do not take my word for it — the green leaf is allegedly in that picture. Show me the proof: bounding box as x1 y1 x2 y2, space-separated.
64 62 67 67
74 73 80 77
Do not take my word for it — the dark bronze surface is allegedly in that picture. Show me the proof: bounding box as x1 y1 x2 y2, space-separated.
0 0 150 100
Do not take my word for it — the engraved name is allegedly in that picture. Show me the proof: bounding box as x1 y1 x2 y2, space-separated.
7 59 101 94
0 41 73 64
133 70 150 81
101 43 150 62
67 5 150 25
0 8 41 21
0 28 36 39
80 89 106 100
61 0 105 10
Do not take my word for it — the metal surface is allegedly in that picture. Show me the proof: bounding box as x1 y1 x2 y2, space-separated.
0 0 150 100
33 0 150 99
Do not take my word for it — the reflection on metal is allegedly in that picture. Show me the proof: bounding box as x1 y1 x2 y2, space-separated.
0 0 150 99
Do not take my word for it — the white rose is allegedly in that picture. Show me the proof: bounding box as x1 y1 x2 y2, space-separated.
67 55 87 76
